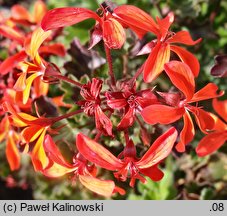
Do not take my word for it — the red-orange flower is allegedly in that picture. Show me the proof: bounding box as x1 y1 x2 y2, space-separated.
11 0 47 25
196 99 227 156
106 81 158 130
3 100 83 171
77 78 113 136
2 101 51 171
41 3 159 49
139 12 201 82
42 135 125 197
0 116 20 171
76 127 177 187
141 61 224 152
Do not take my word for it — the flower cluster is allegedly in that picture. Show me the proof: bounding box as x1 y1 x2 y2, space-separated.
0 0 226 197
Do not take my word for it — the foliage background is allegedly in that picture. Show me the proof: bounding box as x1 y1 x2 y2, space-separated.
0 0 226 200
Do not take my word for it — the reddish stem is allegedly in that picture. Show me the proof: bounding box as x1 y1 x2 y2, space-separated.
94 131 102 142
31 109 83 126
104 44 116 87
124 130 130 144
54 75 83 88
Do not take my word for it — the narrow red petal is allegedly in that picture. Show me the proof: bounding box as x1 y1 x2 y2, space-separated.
175 111 195 152
21 126 44 143
164 61 195 101
41 7 100 31
137 127 177 169
156 12 174 40
11 5 32 22
140 165 164 181
103 18 125 49
213 99 227 122
192 108 215 133
39 43 66 57
117 108 135 130
113 5 159 36
210 113 227 131
170 45 200 77
6 131 20 171
0 25 24 44
26 27 51 60
190 83 224 103
31 129 49 171
34 0 47 23
95 105 113 136
44 135 73 168
106 92 127 109
51 96 72 108
79 175 116 197
196 131 227 157
76 133 123 170
42 162 76 178
168 30 202 45
141 105 184 124
143 42 170 82
0 51 27 75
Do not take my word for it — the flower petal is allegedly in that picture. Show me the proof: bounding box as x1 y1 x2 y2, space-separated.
170 45 200 77
41 7 100 31
103 18 125 49
164 61 195 101
113 5 159 36
33 76 49 98
190 83 224 103
39 43 66 57
143 42 170 82
14 72 27 91
79 175 116 197
213 99 227 122
76 133 123 170
42 162 76 178
95 105 113 136
51 96 72 108
192 108 215 133
0 25 24 44
6 131 20 171
156 12 174 40
117 107 135 130
168 30 202 45
137 127 177 169
106 92 127 109
44 134 74 168
0 51 27 75
175 111 195 152
141 105 184 124
22 73 41 104
210 113 227 131
88 24 103 49
2 102 36 126
34 0 47 23
196 131 227 157
11 5 32 22
21 126 44 143
140 165 164 181
26 27 52 60
31 129 48 171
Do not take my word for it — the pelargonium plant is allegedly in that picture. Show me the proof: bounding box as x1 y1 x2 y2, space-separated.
0 0 226 198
